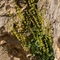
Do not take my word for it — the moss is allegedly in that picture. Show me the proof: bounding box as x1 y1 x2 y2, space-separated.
8 0 54 60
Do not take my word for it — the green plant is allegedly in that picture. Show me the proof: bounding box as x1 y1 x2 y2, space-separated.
22 0 54 60
8 0 54 60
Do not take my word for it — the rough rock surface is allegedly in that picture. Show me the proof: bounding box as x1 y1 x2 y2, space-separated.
0 0 29 60
0 33 30 60
0 0 36 60
0 0 60 60
37 0 60 60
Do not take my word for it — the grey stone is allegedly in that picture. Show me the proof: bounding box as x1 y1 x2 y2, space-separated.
0 16 9 28
37 0 60 60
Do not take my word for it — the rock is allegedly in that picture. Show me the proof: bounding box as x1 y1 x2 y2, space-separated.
0 46 11 60
1 0 60 60
13 57 20 60
0 33 30 60
37 0 60 60
0 0 29 60
0 16 9 28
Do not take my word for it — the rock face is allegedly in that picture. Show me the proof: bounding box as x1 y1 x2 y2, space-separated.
0 33 30 60
37 0 60 60
0 0 60 60
0 0 29 60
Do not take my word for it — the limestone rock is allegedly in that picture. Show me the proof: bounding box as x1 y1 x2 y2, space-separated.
37 0 60 60
0 46 11 60
0 0 29 60
0 16 9 28
1 0 60 60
